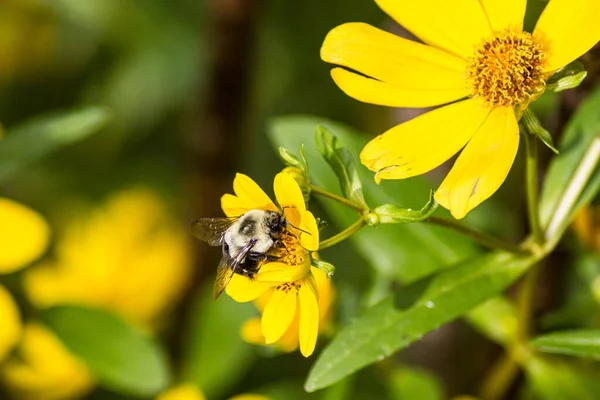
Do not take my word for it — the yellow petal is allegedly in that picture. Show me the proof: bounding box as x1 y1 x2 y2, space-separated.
233 174 278 212
300 210 319 251
261 289 297 344
435 107 519 219
240 317 264 345
533 0 600 72
360 100 491 181
274 172 305 228
0 285 20 361
221 194 250 218
229 395 271 400
226 274 272 303
0 198 50 273
321 23 468 108
375 0 491 59
330 67 468 108
254 262 311 284
298 280 319 357
479 0 526 31
158 384 206 400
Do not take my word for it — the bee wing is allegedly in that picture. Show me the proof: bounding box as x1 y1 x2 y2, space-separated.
213 257 236 299
212 239 257 299
191 217 238 246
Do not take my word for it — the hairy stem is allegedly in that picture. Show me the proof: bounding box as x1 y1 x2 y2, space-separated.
319 218 365 250
310 184 366 213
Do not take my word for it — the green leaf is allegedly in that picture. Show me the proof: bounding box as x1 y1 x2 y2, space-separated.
465 296 519 345
531 330 600 361
181 283 256 399
525 356 600 400
540 84 600 242
268 116 478 284
521 109 559 154
388 366 443 400
0 107 111 183
546 61 587 93
40 305 170 396
305 252 538 392
315 125 367 208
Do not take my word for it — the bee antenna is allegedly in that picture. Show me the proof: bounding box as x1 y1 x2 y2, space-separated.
280 206 312 236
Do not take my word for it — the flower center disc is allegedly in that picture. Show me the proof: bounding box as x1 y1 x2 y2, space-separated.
467 30 546 107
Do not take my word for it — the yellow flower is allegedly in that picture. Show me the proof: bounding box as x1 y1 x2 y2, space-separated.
0 323 94 400
321 0 600 219
220 172 323 357
24 188 193 330
241 267 335 354
573 206 600 251
157 383 270 400
0 198 50 362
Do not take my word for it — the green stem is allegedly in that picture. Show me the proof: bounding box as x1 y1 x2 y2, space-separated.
319 218 365 250
310 184 365 213
480 353 520 400
516 262 543 340
524 133 544 245
425 216 528 254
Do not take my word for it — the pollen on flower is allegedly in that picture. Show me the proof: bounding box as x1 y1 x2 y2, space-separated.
277 233 307 266
276 282 301 293
467 30 546 107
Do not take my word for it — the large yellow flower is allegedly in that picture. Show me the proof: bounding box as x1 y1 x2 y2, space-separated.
321 0 600 219
220 172 323 357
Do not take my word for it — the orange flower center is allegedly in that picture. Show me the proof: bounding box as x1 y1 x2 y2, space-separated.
278 233 307 266
467 30 546 107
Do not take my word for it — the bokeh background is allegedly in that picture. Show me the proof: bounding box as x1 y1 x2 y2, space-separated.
1 0 600 399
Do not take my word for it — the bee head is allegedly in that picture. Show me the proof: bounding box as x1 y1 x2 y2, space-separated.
265 210 286 237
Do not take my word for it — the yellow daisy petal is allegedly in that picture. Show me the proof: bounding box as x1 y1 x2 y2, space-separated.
534 0 600 73
233 174 278 212
0 285 21 362
221 194 250 218
298 280 319 357
226 274 272 303
435 106 519 219
254 262 311 284
0 198 50 273
261 289 297 344
360 99 491 181
330 67 468 108
274 172 305 228
479 0 526 31
375 0 491 59
240 317 264 345
321 23 468 107
158 384 206 400
300 210 319 251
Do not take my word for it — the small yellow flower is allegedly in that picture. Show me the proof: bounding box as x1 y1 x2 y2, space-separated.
157 383 206 400
241 267 335 355
573 206 600 251
321 0 600 218
24 188 193 330
0 323 94 400
0 198 50 362
221 172 323 357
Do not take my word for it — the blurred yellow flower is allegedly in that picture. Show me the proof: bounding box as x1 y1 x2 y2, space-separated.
24 188 193 330
157 383 270 400
0 323 93 400
157 383 206 400
0 197 50 362
220 172 324 357
322 0 600 219
241 267 335 356
573 206 600 251
0 197 50 273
